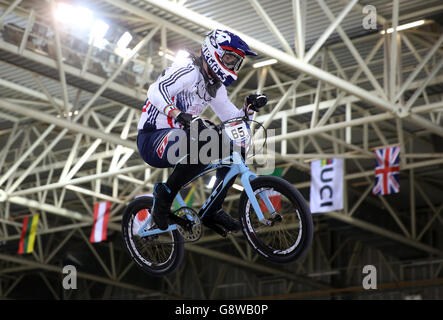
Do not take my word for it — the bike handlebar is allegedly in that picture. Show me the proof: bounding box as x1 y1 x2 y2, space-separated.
199 116 268 159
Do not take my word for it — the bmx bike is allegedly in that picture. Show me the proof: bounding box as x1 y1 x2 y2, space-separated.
122 117 313 276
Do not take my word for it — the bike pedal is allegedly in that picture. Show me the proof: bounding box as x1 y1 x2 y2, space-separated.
169 215 188 227
203 221 227 238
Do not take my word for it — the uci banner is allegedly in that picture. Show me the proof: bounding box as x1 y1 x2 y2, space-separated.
310 158 344 214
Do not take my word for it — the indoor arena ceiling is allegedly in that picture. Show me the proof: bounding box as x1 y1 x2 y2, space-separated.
0 0 442 299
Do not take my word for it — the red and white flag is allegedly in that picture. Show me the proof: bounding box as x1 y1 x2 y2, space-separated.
259 190 282 213
90 202 111 243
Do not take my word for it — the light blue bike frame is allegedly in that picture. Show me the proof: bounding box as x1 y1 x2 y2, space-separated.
137 151 276 238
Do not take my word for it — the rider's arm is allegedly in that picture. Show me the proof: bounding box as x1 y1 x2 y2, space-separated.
147 62 196 118
209 85 254 122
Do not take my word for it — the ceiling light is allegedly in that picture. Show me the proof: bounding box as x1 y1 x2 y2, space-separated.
54 3 73 23
253 59 278 68
55 3 93 29
117 32 133 49
380 20 425 34
158 51 175 61
74 6 94 28
115 32 133 57
115 47 132 58
175 50 190 63
232 184 244 191
90 20 110 48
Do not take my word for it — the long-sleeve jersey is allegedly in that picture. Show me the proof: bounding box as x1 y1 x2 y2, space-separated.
137 57 247 131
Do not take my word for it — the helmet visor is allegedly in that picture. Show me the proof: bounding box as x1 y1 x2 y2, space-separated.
221 51 244 72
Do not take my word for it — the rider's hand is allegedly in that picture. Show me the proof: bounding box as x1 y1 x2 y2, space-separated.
175 112 193 128
175 112 205 130
244 94 267 112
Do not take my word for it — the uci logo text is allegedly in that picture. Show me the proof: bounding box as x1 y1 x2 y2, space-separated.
319 164 334 208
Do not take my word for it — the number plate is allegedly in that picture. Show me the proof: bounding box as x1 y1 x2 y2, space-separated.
225 123 249 141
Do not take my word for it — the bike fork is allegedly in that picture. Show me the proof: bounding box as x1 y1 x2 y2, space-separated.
241 172 278 226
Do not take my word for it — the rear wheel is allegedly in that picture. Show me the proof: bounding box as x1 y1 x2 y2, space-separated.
121 196 184 276
239 176 313 264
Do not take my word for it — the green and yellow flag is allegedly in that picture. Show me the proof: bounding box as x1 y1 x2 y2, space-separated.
18 214 39 255
262 167 283 177
173 185 196 210
270 167 283 177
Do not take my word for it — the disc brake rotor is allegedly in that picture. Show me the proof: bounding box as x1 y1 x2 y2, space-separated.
173 207 202 242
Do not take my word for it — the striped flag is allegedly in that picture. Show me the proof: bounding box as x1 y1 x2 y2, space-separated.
18 214 39 255
133 193 154 235
133 209 151 236
259 167 282 213
173 185 196 210
372 145 400 195
90 202 111 243
183 185 196 208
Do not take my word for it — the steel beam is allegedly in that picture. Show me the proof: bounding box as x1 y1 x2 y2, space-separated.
304 0 358 63
50 0 70 113
111 0 402 116
0 253 162 296
324 211 443 256
18 9 35 55
185 243 331 290
0 99 136 150
292 0 305 59
9 165 145 197
0 0 23 23
0 124 55 186
396 34 443 102
248 0 294 55
0 39 139 101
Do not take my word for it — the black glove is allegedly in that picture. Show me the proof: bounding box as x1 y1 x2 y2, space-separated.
175 112 205 130
245 94 267 112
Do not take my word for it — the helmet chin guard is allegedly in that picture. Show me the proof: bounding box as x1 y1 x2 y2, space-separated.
202 30 257 86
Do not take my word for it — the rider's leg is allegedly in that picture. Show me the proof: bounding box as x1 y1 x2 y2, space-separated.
139 126 216 229
152 163 207 230
200 167 241 232
138 126 239 231
138 128 192 230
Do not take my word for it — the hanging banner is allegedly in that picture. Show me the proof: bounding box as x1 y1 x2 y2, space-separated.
372 145 400 196
90 202 111 243
18 214 39 255
310 158 344 214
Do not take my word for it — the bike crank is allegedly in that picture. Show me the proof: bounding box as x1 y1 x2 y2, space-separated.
170 207 202 242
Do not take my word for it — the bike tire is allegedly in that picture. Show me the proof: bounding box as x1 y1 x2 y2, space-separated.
121 196 184 277
239 176 313 264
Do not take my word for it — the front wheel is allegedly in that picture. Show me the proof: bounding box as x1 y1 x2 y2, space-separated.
239 176 313 264
121 196 184 276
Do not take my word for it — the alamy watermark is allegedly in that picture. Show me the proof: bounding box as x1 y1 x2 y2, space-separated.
362 264 377 290
362 5 377 30
62 265 77 290
163 121 276 175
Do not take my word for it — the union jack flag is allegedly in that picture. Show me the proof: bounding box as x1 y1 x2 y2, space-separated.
372 146 400 195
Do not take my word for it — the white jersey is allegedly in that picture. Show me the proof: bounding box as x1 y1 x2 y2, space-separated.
137 57 246 131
